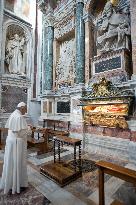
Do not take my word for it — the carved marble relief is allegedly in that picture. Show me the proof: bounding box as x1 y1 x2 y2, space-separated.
55 38 76 88
4 25 28 75
49 102 53 113
43 101 47 113
95 0 131 54
54 15 75 39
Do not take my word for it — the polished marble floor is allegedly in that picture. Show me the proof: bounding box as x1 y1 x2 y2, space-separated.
0 145 136 205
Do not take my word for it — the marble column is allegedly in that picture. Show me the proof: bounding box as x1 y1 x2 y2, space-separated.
38 0 54 92
0 0 4 71
75 0 85 84
53 39 60 89
130 0 136 76
84 13 95 83
44 26 54 91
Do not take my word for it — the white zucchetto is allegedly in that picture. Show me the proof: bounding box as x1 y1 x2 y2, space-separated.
17 102 26 108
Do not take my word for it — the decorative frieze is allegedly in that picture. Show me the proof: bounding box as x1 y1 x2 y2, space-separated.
53 0 75 39
54 15 75 39
0 74 31 88
54 0 75 23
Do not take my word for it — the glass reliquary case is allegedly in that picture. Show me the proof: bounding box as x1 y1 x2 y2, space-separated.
80 78 134 129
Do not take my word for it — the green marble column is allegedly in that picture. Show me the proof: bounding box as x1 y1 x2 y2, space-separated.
75 1 85 84
44 26 54 90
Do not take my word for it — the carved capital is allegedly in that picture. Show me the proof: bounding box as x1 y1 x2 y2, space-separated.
43 12 55 27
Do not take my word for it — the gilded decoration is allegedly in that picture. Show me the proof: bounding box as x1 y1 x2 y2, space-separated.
80 78 134 129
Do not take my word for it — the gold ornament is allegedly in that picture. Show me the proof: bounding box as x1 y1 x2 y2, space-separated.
110 0 118 6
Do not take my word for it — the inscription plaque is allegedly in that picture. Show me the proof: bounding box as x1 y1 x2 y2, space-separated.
95 56 121 74
57 101 70 113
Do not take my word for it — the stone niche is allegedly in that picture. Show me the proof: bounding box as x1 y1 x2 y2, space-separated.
0 14 32 126
55 36 76 89
4 24 30 76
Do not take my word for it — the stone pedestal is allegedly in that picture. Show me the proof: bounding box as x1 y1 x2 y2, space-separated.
40 84 84 122
93 49 131 75
90 49 131 84
39 84 85 144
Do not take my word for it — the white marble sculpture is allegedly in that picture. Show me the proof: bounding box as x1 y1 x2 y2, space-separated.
5 34 27 75
56 38 75 87
96 1 130 53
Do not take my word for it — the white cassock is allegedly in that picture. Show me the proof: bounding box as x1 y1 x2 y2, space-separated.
0 109 28 194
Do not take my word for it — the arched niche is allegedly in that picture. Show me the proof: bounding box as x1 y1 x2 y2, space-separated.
86 0 131 56
87 0 107 17
1 19 32 78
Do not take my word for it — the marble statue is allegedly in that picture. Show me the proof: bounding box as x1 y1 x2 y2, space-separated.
96 1 131 53
5 34 27 75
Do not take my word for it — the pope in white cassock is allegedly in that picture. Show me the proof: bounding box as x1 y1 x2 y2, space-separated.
0 102 28 194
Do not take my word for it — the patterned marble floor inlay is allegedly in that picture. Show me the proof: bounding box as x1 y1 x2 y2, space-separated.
0 183 51 205
27 146 73 166
68 159 97 172
112 182 136 205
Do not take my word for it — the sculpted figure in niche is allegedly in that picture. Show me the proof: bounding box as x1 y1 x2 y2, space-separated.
5 34 27 75
96 1 131 53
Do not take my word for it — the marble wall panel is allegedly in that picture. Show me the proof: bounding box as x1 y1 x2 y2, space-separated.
1 85 27 113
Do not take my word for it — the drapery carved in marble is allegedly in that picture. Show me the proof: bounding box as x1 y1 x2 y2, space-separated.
95 0 131 54
5 25 28 75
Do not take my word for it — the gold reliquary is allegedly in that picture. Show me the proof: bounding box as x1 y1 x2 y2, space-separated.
80 78 134 129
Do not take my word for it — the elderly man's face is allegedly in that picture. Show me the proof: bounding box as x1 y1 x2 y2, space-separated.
20 106 27 115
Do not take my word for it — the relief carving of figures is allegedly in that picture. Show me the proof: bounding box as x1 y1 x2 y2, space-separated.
5 34 28 75
55 38 76 88
96 0 130 54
